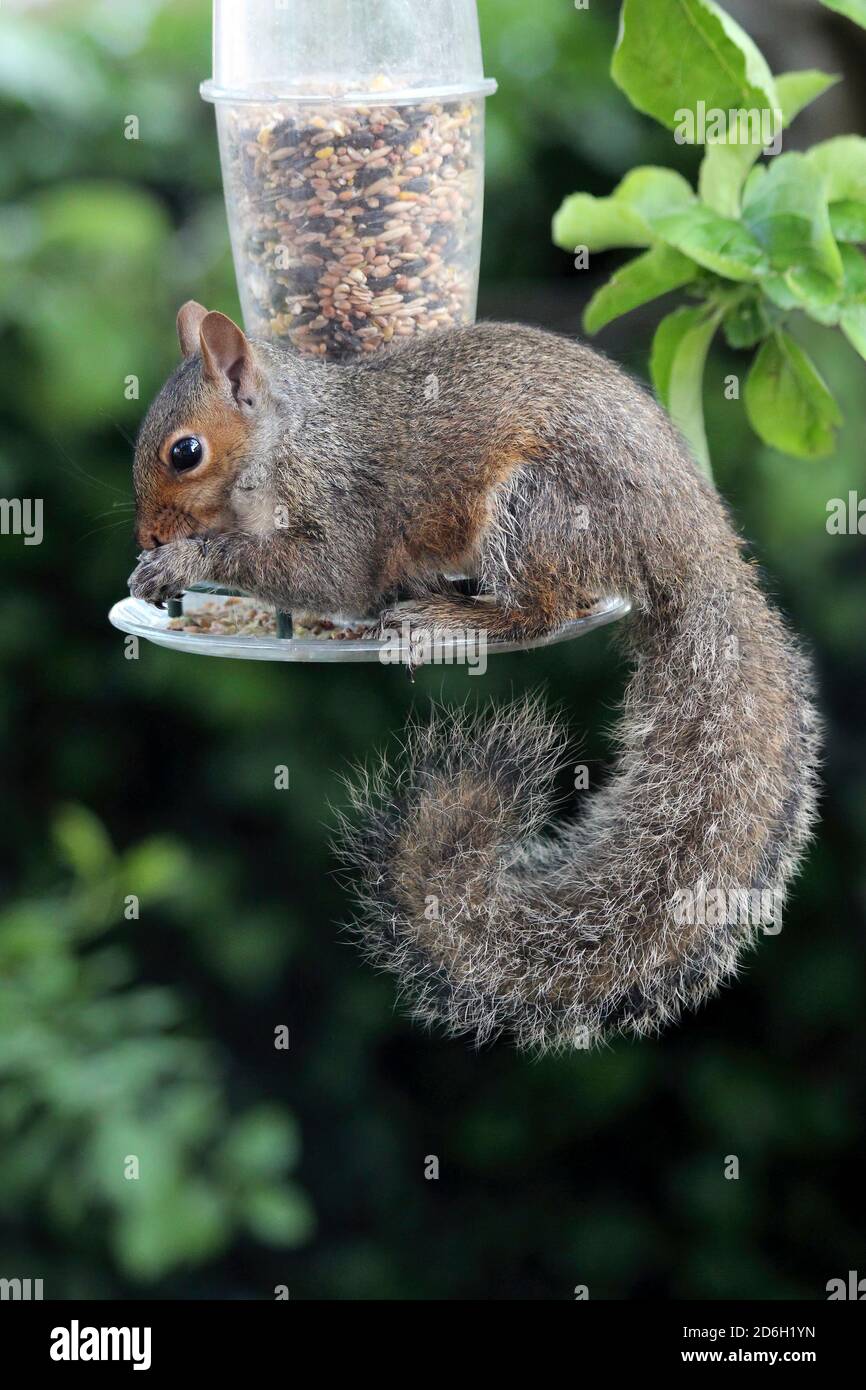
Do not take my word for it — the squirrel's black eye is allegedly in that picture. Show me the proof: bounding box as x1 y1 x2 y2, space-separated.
169 435 204 471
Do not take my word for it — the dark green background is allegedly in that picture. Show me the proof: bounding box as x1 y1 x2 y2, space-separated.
0 0 863 1299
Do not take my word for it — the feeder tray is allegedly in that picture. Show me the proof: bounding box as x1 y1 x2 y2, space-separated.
108 590 631 664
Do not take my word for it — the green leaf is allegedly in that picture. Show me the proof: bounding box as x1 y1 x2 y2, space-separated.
121 837 190 898
838 245 866 357
583 245 697 334
741 151 843 283
552 168 694 254
552 192 649 254
118 1180 226 1279
612 0 777 134
650 306 720 475
762 248 866 325
820 0 866 27
612 166 696 221
53 806 114 880
841 309 866 361
219 1107 299 1181
242 1186 315 1247
806 136 866 202
698 142 761 219
698 73 837 219
653 205 768 281
722 294 771 348
775 70 839 126
829 199 866 242
761 276 800 312
774 268 841 325
840 305 866 357
744 332 842 458
839 242 866 298
652 307 702 406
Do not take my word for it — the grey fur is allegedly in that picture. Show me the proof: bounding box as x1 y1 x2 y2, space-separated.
131 321 821 1049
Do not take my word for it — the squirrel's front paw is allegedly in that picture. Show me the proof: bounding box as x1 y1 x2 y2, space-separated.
128 540 209 606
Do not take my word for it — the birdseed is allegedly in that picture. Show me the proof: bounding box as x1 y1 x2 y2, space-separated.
216 94 484 360
168 598 368 640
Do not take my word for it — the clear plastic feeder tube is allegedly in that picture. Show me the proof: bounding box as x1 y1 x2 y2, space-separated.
201 0 496 360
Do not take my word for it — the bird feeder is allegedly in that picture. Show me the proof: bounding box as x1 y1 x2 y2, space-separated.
201 0 497 361
110 0 630 663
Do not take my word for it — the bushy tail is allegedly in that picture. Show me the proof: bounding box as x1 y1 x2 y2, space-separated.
339 585 820 1051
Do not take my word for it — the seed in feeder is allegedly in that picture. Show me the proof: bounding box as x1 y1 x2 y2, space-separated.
218 93 481 360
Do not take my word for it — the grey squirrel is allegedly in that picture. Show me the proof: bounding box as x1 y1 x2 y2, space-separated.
129 301 820 1050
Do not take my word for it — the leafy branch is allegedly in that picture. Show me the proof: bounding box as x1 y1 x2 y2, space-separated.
553 0 866 474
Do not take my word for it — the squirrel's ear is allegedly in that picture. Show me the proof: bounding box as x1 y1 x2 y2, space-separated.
177 301 209 359
199 311 257 407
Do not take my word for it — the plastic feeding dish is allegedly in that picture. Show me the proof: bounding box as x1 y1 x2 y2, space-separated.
109 591 632 665
200 0 497 360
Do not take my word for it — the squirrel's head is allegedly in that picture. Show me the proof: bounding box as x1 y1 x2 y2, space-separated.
133 302 264 549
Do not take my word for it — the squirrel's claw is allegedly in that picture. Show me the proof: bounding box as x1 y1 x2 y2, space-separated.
371 603 435 680
128 539 207 606
128 558 174 606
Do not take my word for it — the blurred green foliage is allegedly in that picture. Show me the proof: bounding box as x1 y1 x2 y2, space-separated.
0 0 864 1300
0 803 312 1285
553 0 866 471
